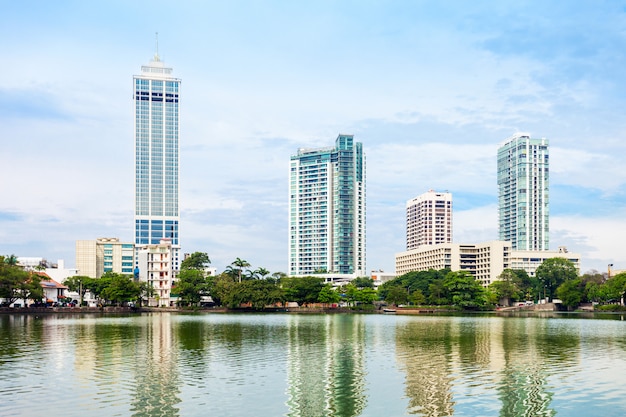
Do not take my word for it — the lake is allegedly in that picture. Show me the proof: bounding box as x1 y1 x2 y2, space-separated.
1 312 625 417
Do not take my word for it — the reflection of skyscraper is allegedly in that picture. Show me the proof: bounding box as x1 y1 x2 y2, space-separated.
289 135 366 277
497 133 549 251
395 320 454 416
286 315 366 417
133 48 181 272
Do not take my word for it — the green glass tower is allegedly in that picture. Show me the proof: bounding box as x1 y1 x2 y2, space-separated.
289 135 365 276
497 133 549 251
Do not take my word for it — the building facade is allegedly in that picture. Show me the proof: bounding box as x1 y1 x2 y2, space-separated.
133 51 181 273
395 241 580 287
136 238 174 307
406 190 452 250
75 238 134 278
289 134 366 277
497 133 549 251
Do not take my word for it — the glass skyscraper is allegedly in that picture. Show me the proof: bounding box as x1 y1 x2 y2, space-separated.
497 133 549 251
133 52 180 250
289 134 366 276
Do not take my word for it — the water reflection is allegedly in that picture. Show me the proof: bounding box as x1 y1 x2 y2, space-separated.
395 316 586 416
1 313 624 417
396 319 454 416
286 314 366 417
130 314 181 417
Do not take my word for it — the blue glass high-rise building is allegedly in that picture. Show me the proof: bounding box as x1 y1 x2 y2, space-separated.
133 52 181 260
289 134 366 277
497 133 549 251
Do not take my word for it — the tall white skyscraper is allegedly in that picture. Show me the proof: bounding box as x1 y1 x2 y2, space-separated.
133 50 181 271
406 190 452 250
289 134 366 277
497 133 549 251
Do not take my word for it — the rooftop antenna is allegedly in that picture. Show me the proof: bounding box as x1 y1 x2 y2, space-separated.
154 32 160 61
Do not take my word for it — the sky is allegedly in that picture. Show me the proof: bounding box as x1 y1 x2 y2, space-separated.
1 0 626 276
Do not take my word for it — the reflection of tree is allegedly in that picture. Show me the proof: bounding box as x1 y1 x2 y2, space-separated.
396 319 454 416
286 315 366 417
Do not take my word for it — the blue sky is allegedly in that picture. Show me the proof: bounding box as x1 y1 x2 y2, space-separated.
1 0 626 275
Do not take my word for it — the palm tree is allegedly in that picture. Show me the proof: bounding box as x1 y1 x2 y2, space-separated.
4 254 18 266
256 267 270 280
231 258 251 283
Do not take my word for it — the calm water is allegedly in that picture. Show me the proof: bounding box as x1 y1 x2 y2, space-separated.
1 312 625 417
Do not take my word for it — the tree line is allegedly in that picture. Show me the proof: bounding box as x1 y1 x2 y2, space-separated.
4 252 626 311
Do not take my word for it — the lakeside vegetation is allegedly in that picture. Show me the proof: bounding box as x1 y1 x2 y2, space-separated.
3 253 626 312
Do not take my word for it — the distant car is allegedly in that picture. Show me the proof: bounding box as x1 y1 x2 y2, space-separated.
127 302 135 308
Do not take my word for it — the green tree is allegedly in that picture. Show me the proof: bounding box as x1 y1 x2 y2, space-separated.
64 275 94 306
535 258 578 301
281 276 324 306
17 272 44 306
352 277 374 288
99 273 141 305
600 272 626 304
385 286 408 306
180 252 210 271
489 270 522 306
317 284 340 306
556 278 584 310
408 288 426 305
255 267 270 279
428 279 449 305
231 258 251 283
443 271 486 309
0 260 30 305
355 287 378 304
176 268 209 306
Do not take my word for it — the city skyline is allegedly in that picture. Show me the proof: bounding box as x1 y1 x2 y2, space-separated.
1 1 626 275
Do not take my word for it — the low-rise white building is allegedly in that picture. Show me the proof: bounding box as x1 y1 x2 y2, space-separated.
136 238 175 307
395 241 580 287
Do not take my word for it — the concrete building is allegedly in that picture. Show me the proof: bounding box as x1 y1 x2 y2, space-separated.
406 190 452 250
133 48 181 274
75 238 134 278
497 133 549 251
395 241 580 287
136 238 175 307
289 134 366 277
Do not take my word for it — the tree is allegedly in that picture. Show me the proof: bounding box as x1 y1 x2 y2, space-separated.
385 286 408 306
600 273 626 304
281 276 324 306
443 271 487 309
180 252 210 271
21 273 43 305
352 277 374 288
98 273 141 305
318 284 340 306
255 267 270 279
535 258 578 301
64 275 94 306
556 278 584 309
490 270 522 306
231 258 251 283
0 261 30 305
408 289 426 305
176 269 209 306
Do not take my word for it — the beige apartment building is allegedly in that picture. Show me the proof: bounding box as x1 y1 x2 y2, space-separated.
395 241 580 287
75 238 135 278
